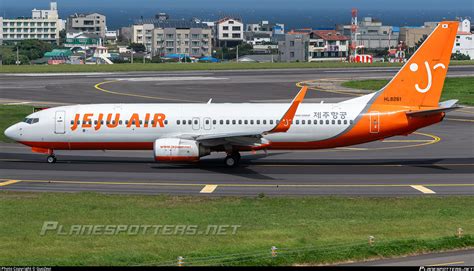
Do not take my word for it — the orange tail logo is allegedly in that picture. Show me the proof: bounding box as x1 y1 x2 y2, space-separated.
373 21 459 108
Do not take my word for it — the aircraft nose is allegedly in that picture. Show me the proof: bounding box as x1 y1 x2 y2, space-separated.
4 124 19 141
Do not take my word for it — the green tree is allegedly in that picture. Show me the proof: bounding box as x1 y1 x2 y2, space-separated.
451 52 471 60
129 43 146 52
17 39 52 61
0 46 29 65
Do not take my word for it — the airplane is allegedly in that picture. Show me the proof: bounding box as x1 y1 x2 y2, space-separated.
4 21 461 167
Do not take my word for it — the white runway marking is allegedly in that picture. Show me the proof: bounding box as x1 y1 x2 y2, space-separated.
4 73 118 76
200 185 218 194
3 102 31 105
411 185 436 194
111 76 228 82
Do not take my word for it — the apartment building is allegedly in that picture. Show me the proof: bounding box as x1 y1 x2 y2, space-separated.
67 13 107 38
132 19 212 57
0 1 64 45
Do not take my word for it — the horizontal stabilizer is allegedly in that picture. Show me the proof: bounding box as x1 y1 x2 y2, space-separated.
406 101 461 118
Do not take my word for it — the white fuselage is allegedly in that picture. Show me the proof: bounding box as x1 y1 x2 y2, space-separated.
6 93 375 149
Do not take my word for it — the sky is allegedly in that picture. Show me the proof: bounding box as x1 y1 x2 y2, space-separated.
2 0 473 10
1 0 472 30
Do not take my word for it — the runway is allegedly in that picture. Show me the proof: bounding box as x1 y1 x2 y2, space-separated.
0 66 473 195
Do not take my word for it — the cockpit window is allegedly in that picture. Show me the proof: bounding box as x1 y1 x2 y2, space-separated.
23 118 39 124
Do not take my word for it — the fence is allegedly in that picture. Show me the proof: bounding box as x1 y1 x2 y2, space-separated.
135 231 470 266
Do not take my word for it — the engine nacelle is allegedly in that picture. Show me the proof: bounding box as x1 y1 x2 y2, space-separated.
153 138 210 162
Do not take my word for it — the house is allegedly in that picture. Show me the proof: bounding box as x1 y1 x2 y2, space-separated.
216 17 244 47
453 18 474 59
308 30 349 61
278 34 310 62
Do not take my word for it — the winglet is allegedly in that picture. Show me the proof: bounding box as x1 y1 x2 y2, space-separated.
267 86 308 133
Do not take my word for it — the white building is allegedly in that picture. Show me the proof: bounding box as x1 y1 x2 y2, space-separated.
216 17 244 47
453 18 474 59
0 1 65 45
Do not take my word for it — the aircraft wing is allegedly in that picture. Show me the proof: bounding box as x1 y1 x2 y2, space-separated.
164 86 308 148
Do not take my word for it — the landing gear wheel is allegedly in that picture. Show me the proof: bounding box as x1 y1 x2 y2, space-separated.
224 152 240 167
47 155 57 164
225 156 237 167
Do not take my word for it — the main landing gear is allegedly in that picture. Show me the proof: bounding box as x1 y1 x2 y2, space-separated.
46 154 57 164
224 152 241 167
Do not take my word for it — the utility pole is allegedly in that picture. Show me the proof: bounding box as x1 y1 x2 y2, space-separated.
131 51 134 64
16 46 20 65
236 44 239 62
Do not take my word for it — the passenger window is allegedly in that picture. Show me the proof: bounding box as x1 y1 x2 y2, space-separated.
71 120 74 125
263 120 267 125
338 120 341 125
220 120 224 125
244 120 248 125
296 120 299 125
326 120 329 125
344 120 348 125
213 120 216 125
314 120 317 124
302 120 305 124
120 120 123 125
238 120 242 125
101 120 104 125
350 120 354 124
182 120 186 125
270 120 274 125
177 120 180 125
232 120 236 125
250 120 254 125
332 120 335 125
125 120 129 125
276 120 280 124
164 120 168 125
194 120 198 125
226 120 230 125
139 120 142 125
257 120 260 125
112 121 116 125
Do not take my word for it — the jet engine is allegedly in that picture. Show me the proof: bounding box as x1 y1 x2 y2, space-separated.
153 138 210 162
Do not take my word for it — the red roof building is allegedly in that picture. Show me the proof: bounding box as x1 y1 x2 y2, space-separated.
308 30 350 61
